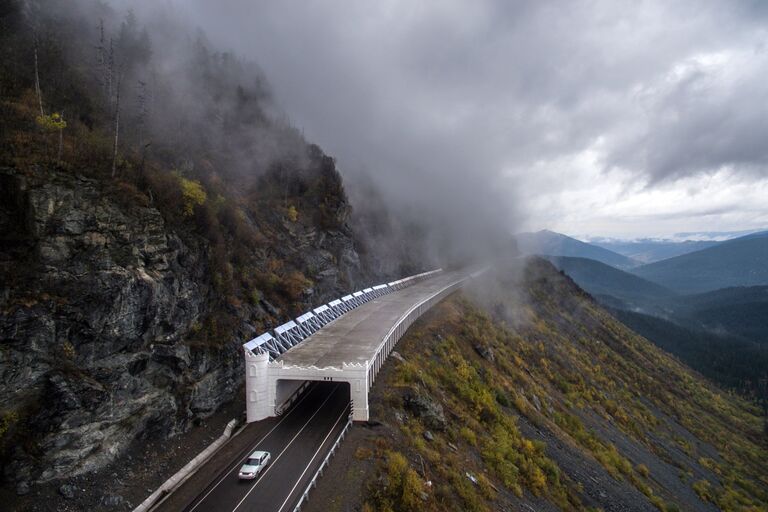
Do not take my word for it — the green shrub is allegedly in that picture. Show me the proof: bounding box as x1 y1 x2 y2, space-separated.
693 479 713 502
287 204 298 222
369 451 427 512
460 426 478 446
179 177 207 216
62 340 75 360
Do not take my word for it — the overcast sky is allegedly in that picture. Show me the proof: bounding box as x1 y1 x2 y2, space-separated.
175 0 768 240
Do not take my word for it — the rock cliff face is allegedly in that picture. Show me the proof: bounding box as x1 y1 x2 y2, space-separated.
0 0 377 495
0 164 367 487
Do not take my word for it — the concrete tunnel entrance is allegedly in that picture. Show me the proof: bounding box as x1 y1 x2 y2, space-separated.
274 379 351 417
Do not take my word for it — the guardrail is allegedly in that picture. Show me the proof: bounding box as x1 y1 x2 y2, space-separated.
292 412 353 512
243 269 443 360
365 268 488 389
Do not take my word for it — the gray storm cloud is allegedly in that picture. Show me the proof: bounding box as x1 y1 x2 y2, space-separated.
115 0 768 237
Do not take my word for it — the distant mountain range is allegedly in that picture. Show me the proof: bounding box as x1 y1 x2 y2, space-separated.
591 239 718 263
631 231 768 294
515 230 638 269
668 228 766 241
547 254 768 346
519 229 768 293
585 228 767 263
541 231 768 398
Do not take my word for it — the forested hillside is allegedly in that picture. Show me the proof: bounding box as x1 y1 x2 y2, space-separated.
632 234 768 293
545 256 768 404
543 256 676 312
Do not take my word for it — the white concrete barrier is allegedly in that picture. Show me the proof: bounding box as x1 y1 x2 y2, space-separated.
133 418 238 512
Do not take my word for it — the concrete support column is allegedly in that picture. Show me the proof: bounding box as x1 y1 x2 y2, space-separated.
245 350 272 422
343 362 370 421
350 378 369 421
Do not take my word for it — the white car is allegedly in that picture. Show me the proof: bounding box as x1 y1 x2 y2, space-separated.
238 450 271 480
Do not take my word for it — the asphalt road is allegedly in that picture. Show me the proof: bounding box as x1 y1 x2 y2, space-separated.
181 382 350 512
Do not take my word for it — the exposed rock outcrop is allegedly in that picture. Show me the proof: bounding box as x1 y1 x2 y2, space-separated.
403 391 447 431
0 167 212 483
0 163 367 487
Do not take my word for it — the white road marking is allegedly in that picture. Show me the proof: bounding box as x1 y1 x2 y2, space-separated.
187 382 318 512
276 402 351 512
231 384 341 512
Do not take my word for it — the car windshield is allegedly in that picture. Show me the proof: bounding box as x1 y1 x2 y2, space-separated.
246 457 261 466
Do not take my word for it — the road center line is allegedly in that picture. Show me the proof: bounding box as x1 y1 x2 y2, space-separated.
231 384 341 512
187 382 318 512
276 402 351 512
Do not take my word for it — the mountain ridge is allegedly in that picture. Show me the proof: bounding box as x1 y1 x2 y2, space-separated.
515 230 638 269
543 255 676 308
591 239 719 264
632 232 768 293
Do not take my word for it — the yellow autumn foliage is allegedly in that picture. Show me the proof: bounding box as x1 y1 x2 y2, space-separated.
180 177 207 216
35 112 67 132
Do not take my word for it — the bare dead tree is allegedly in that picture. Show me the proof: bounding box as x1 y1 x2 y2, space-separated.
106 38 114 105
33 31 44 117
111 70 122 178
57 110 64 162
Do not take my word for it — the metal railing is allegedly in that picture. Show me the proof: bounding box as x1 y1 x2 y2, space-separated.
275 380 311 415
292 412 353 512
366 272 473 388
243 269 443 360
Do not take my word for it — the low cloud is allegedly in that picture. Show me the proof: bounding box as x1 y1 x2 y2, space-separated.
115 0 768 238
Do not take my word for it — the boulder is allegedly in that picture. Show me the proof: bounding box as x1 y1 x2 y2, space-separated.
59 483 76 499
101 494 125 507
473 343 495 362
404 392 447 431
15 481 30 496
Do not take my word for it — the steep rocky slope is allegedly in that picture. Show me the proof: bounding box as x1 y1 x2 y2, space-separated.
0 0 388 495
0 158 370 492
305 259 768 512
0 165 208 483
